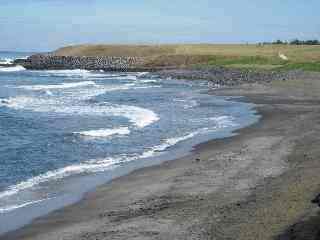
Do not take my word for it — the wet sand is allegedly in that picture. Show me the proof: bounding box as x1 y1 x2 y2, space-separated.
2 72 320 240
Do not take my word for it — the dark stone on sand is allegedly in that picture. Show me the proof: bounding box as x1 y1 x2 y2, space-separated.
311 193 320 207
144 68 302 87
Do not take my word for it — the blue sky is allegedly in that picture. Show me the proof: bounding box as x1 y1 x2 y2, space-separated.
0 0 319 51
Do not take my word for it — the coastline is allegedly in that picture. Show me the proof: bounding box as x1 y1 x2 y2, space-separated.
2 72 320 239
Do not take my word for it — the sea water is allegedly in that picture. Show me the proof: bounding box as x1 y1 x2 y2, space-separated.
0 52 259 234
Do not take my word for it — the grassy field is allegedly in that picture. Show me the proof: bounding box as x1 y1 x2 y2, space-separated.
53 44 320 71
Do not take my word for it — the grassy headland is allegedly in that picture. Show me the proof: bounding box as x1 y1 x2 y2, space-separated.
53 44 320 71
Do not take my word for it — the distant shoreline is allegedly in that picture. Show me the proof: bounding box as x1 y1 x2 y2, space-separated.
10 43 320 73
14 54 291 87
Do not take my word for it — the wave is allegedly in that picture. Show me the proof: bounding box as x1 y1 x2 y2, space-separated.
111 75 137 81
136 72 149 77
189 115 236 127
208 116 236 128
0 157 121 199
35 70 143 80
91 72 149 81
142 117 236 158
105 72 149 81
0 65 26 72
18 81 97 90
0 96 159 128
75 127 130 138
67 84 138 101
140 132 200 159
0 129 208 202
173 98 199 109
45 90 54 96
0 58 13 65
37 69 91 77
0 198 52 213
16 82 138 100
34 69 118 79
0 116 238 213
138 79 158 83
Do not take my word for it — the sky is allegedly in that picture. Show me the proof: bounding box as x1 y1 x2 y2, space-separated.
0 0 319 51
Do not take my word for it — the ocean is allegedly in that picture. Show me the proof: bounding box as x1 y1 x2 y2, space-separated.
0 52 259 233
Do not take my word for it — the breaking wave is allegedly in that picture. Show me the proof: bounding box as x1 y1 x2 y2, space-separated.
18 81 97 90
33 70 148 81
36 69 92 77
0 65 26 72
75 127 130 138
0 96 159 128
0 123 233 202
0 58 13 65
0 198 52 213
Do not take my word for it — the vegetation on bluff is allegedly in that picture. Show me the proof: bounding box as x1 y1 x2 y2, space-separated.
52 44 320 72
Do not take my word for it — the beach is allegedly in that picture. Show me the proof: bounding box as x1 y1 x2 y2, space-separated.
2 71 320 240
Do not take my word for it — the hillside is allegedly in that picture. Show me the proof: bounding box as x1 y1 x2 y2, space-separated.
52 44 320 71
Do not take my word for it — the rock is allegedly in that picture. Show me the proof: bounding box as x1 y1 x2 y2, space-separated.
14 54 147 71
145 67 291 86
311 193 320 206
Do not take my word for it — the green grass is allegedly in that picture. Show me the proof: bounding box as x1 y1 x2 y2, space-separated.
202 55 320 72
203 55 285 69
279 62 320 72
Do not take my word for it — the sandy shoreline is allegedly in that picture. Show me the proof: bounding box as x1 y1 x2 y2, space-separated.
2 72 320 240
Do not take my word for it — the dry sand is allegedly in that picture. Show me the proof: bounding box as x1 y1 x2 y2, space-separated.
2 72 320 240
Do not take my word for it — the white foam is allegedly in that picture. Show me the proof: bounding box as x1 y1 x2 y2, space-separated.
0 58 13 65
112 75 137 81
19 81 96 90
19 56 29 60
136 72 149 77
0 65 25 72
0 198 52 213
173 98 199 109
183 100 199 109
209 116 235 128
106 104 159 128
0 118 236 207
36 69 131 79
75 127 130 138
188 115 235 126
39 69 90 76
0 96 159 128
142 131 202 158
139 79 158 83
32 69 117 79
141 117 237 159
0 158 121 199
0 131 195 201
45 90 53 96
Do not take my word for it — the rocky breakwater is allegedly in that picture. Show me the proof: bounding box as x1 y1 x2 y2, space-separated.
14 54 147 71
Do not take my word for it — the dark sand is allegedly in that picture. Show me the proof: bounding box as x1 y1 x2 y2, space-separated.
2 72 320 240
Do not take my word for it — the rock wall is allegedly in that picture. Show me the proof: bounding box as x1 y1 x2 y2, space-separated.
16 54 147 71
